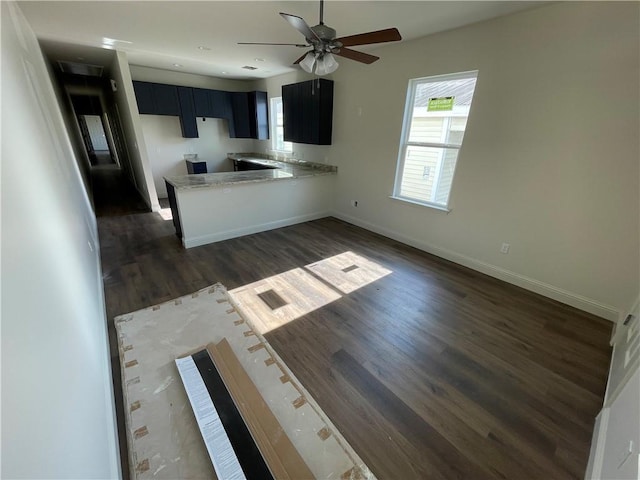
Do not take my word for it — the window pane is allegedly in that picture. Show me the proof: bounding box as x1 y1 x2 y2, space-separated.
408 77 476 145
399 146 460 206
394 71 477 209
270 97 292 152
276 126 285 151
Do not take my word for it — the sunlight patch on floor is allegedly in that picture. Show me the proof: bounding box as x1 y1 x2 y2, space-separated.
229 251 392 334
306 251 392 294
230 267 341 335
158 208 173 221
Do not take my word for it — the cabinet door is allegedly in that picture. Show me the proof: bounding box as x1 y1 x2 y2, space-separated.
302 80 319 144
281 79 333 145
177 87 198 138
192 88 212 117
133 81 155 114
253 91 269 140
230 92 251 138
152 83 180 115
282 83 298 143
210 90 229 119
317 79 334 145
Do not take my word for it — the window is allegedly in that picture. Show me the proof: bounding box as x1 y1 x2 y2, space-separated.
270 97 292 152
393 71 478 210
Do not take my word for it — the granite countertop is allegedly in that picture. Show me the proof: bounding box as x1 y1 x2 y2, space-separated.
165 153 337 190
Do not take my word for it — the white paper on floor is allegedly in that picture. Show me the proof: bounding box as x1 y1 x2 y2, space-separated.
115 283 375 480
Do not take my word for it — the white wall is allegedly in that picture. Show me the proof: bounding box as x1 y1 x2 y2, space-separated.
110 51 161 211
139 116 253 198
254 2 640 321
130 65 255 91
1 2 120 478
177 175 335 248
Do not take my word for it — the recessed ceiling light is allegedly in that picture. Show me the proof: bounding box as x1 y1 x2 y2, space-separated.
173 63 183 67
197 46 211 51
254 58 265 62
221 71 227 74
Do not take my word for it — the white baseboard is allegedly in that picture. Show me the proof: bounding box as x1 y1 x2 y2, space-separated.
183 211 331 249
332 212 619 321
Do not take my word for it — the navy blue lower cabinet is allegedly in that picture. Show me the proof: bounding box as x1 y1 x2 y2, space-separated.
186 160 207 174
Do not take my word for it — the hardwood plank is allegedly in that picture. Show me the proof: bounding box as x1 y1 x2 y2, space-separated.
94 168 612 480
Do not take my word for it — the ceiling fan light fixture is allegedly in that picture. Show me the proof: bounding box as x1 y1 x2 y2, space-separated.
315 53 338 75
299 51 317 73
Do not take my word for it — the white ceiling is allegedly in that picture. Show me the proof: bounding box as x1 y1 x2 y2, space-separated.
19 1 543 80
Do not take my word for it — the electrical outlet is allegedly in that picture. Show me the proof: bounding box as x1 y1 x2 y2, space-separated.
500 243 510 254
351 200 359 207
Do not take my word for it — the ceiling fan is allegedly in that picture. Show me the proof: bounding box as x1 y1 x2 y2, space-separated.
239 0 402 75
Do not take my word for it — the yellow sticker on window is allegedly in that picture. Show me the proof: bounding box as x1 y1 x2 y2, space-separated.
428 96 454 111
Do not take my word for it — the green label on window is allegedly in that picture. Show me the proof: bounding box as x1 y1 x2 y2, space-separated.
428 96 454 111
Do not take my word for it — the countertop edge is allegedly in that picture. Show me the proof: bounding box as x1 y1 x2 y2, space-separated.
164 169 336 191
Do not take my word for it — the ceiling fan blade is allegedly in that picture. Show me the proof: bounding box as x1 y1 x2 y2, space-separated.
280 13 319 41
335 28 402 47
293 53 308 65
238 42 308 47
334 47 379 64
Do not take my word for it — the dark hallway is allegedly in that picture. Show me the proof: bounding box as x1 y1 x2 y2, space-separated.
91 166 148 218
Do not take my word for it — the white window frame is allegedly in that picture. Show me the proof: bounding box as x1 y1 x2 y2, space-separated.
392 70 478 211
269 96 292 153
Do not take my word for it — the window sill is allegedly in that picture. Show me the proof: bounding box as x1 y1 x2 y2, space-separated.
389 195 451 213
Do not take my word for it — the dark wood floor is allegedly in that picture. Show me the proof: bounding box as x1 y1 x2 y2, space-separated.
95 167 612 479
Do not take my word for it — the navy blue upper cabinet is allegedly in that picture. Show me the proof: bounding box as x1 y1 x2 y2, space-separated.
177 87 198 138
193 88 232 120
211 90 231 119
192 88 213 117
230 92 252 138
282 79 333 145
253 91 269 140
133 81 155 114
132 80 267 140
153 83 180 115
132 81 180 116
229 91 269 140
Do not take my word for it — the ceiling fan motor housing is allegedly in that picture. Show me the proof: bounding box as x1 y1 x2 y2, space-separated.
311 24 336 40
309 24 343 54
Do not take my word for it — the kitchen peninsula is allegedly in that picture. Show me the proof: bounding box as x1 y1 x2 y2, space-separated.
165 154 337 248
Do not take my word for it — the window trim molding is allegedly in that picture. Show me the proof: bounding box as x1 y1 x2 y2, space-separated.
389 195 451 213
393 70 478 211
269 96 292 153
